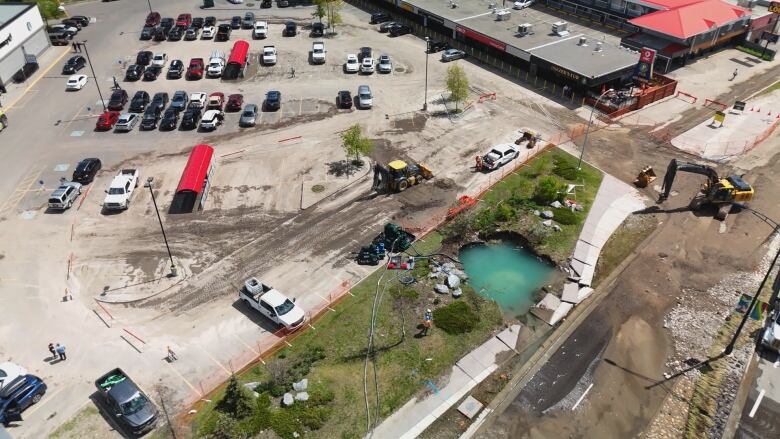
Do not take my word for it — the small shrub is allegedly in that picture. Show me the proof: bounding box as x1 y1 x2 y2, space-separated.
552 208 579 225
552 155 579 180
471 208 496 234
270 407 304 439
493 203 516 222
301 406 331 430
391 286 419 301
211 413 241 439
444 212 472 239
433 301 479 334
533 175 565 204
216 375 253 419
269 385 286 397
309 385 336 406
528 154 550 177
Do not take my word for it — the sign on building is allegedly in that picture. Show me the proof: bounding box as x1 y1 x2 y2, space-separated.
768 1 780 13
634 47 656 81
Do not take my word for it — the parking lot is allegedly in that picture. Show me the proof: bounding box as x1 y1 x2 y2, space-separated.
0 0 585 437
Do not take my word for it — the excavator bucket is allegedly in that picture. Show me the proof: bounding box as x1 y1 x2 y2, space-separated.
634 166 657 188
418 164 434 179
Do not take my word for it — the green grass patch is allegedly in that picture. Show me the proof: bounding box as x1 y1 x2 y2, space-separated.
593 216 656 286
48 406 100 439
735 45 775 61
756 80 780 98
192 231 503 438
433 301 479 334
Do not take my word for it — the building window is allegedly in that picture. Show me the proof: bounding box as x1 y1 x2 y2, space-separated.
27 22 32 31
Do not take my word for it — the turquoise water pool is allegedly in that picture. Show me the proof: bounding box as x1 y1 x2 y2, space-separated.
459 242 554 317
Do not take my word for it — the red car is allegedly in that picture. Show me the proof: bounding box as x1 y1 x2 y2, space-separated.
176 13 192 28
186 58 204 79
207 92 225 110
225 94 243 112
145 11 161 27
95 111 120 131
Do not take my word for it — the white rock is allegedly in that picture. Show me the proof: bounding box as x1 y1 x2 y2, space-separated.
550 200 562 208
435 284 449 294
447 274 461 288
542 219 553 227
295 391 309 401
243 381 259 390
283 393 295 406
541 210 554 219
292 378 308 391
452 288 462 298
574 204 584 211
533 210 541 216
552 224 562 232
428 272 443 279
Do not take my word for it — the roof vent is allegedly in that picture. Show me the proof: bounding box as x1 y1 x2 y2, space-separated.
552 21 569 37
578 36 587 46
594 41 603 52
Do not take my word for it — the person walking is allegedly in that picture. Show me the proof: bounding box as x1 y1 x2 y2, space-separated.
290 66 296 78
421 309 433 336
48 343 56 359
55 343 66 361
167 346 177 362
731 69 738 81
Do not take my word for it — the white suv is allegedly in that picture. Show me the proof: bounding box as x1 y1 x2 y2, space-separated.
48 182 83 210
345 54 359 73
253 21 268 39
189 92 207 108
151 53 168 67
360 57 375 74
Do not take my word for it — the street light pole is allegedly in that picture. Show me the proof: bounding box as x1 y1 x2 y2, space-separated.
144 177 177 277
423 37 430 112
77 41 107 112
577 88 614 171
147 0 153 13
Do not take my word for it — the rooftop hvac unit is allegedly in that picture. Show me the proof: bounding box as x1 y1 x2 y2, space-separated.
552 21 569 37
496 9 511 20
594 41 603 52
578 36 587 46
517 23 533 36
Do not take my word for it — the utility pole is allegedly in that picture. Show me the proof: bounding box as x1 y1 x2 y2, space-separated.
77 41 107 112
147 0 153 14
423 37 430 112
144 177 177 277
578 88 613 171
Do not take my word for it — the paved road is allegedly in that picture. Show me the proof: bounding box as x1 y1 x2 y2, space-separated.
735 350 780 438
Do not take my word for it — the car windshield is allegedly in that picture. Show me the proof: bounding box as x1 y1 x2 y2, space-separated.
120 392 149 416
108 187 125 195
242 110 254 117
275 299 295 316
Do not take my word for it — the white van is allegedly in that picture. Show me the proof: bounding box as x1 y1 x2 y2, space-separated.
207 50 226 77
358 85 373 109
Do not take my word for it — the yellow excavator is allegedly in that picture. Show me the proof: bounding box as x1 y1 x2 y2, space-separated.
658 159 754 220
372 160 433 193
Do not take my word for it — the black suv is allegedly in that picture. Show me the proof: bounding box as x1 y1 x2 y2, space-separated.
140 26 155 40
261 0 272 7
159 108 179 131
160 17 175 30
370 12 391 24
125 64 143 81
284 21 297 36
143 65 162 81
140 106 161 130
150 92 169 112
192 17 204 28
204 16 217 26
265 90 281 111
62 55 86 74
428 40 449 53
231 16 242 29
216 24 231 41
128 91 150 113
167 60 184 79
107 89 129 111
153 26 169 41
168 26 184 41
136 50 153 66
311 22 324 37
72 158 102 184
180 107 202 130
389 24 412 37
358 47 372 61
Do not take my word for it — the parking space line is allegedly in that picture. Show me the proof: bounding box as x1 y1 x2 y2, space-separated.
164 361 203 397
749 389 765 418
199 346 231 376
65 105 86 131
4 47 70 113
0 164 46 217
24 386 66 417
299 98 303 115
233 334 260 355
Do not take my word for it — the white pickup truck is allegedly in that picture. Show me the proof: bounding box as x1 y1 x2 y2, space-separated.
103 169 139 211
262 46 277 65
239 278 306 330
311 42 326 64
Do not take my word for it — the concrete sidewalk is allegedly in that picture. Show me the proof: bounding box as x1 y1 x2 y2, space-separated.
369 325 522 439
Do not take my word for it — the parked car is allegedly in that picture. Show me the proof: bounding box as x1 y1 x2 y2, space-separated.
231 16 242 29
479 144 519 170
311 22 324 37
66 74 88 91
160 17 175 30
378 54 392 73
94 368 157 435
151 53 167 67
184 27 199 40
345 54 359 73
207 50 226 77
159 108 179 130
167 26 183 41
95 111 120 131
428 40 449 53
262 46 277 65
239 104 258 127
167 60 184 78
150 92 169 111
379 21 398 33
360 58 375 74
199 109 224 130
49 31 73 46
243 12 255 29
180 107 202 130
265 90 281 111
0 374 47 427
186 58 205 79
513 0 535 9
389 24 412 37
72 158 102 184
358 47 372 61
145 11 161 27
357 85 372 109
125 64 143 81
239 278 306 330
192 17 204 28
207 92 225 110
0 363 27 391
140 26 155 40
226 94 244 112
216 24 232 41
128 91 150 113
370 12 391 24
284 21 297 36
278 0 289 7
48 182 82 210
170 91 189 111
49 24 77 35
61 19 83 30
261 0 272 7
337 90 352 109
140 107 161 130
136 50 152 66
114 113 139 132
176 13 192 28
204 16 217 26
441 48 466 61
153 26 170 41
62 55 86 74
143 65 162 81
69 15 91 27
189 92 207 109
253 21 268 39
311 41 326 64
201 25 215 38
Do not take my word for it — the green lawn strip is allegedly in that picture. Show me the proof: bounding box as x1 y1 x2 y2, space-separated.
48 406 100 438
592 216 657 286
192 231 504 438
755 80 780 98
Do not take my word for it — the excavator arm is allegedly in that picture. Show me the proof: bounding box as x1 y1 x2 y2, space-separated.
658 159 720 202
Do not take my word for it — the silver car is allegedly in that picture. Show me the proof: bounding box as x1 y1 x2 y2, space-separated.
378 54 392 73
240 104 258 127
115 113 139 132
48 182 83 210
441 49 466 62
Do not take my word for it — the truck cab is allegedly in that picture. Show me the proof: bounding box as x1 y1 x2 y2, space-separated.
95 368 158 435
239 278 305 330
262 46 277 65
103 169 139 211
311 42 326 64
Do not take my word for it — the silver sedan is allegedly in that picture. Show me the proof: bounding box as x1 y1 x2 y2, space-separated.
239 104 258 127
441 49 466 62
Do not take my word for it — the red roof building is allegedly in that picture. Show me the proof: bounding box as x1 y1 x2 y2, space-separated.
628 0 750 39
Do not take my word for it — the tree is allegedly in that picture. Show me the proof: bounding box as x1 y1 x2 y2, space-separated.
216 375 253 419
312 0 326 23
323 0 343 35
445 64 469 111
341 124 372 165
35 0 64 24
533 175 565 204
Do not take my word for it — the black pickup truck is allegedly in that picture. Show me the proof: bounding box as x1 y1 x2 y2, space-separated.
95 368 158 435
